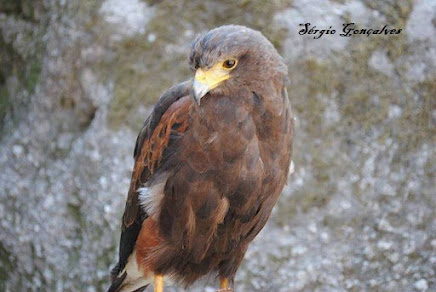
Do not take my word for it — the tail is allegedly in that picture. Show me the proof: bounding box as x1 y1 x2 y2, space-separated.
107 260 149 292
109 211 149 292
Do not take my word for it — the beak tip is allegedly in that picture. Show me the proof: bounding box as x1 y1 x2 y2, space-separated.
194 94 201 106
193 80 209 105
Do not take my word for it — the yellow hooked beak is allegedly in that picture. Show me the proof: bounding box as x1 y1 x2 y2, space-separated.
193 63 230 105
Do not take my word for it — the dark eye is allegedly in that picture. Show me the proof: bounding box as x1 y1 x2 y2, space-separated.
222 59 237 69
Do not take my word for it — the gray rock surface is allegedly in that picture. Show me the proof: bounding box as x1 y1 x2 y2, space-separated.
0 0 434 291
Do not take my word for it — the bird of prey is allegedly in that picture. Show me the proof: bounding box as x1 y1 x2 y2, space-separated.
108 25 294 292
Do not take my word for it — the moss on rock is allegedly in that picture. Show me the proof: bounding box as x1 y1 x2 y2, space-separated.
0 2 46 133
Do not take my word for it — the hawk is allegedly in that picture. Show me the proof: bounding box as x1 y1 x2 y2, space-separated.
108 25 294 292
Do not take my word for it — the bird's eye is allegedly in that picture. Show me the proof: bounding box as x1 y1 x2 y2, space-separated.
222 59 237 69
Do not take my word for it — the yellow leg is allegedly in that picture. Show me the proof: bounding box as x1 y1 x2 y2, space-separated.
154 274 164 292
220 277 229 289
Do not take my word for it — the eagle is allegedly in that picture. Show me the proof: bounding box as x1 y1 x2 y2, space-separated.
108 25 294 292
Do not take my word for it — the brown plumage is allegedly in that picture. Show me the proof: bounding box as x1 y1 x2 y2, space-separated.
108 25 294 292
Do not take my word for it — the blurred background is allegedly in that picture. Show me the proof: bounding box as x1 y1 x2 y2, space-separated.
0 0 434 291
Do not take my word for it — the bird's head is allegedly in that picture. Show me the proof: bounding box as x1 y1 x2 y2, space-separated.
189 25 287 105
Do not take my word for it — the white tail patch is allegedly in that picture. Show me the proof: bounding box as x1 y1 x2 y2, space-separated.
119 250 150 292
138 173 168 220
289 160 295 176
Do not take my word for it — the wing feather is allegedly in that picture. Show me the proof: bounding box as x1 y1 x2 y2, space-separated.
123 81 192 228
111 80 192 282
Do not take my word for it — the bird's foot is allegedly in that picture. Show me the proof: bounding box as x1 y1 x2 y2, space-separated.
216 289 233 292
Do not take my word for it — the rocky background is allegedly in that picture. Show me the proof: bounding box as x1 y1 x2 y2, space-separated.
0 0 434 291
